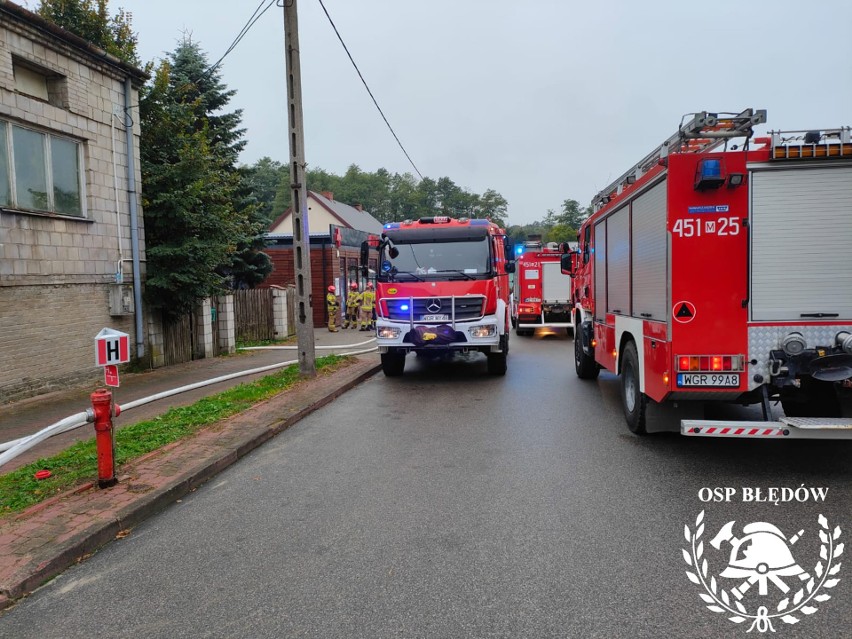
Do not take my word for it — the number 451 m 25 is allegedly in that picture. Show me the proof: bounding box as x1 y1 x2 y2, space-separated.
672 217 740 238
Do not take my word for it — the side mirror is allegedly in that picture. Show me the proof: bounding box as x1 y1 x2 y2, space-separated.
505 261 515 274
560 253 575 276
380 234 399 259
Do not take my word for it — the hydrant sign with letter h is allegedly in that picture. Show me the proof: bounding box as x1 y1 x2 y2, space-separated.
95 328 129 387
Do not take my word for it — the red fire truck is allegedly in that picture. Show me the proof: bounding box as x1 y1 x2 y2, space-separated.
565 109 852 438
512 240 573 336
373 216 514 376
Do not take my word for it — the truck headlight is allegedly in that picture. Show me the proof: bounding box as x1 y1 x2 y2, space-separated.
377 326 401 339
781 332 807 356
469 325 496 338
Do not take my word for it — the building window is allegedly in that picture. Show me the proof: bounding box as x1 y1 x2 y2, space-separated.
0 125 9 207
13 58 68 108
13 62 49 101
0 119 84 217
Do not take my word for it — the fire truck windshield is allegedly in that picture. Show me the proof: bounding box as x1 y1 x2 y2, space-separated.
380 236 491 281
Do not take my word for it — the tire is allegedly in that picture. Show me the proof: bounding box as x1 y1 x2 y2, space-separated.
381 351 406 377
621 340 647 434
781 378 842 418
574 322 599 380
487 351 507 375
515 326 533 337
487 335 508 376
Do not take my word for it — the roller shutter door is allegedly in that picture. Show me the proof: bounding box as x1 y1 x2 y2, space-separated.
631 180 668 320
594 220 606 321
606 206 630 314
751 166 852 321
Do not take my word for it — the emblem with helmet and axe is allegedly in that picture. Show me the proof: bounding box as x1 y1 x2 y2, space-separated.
710 521 809 598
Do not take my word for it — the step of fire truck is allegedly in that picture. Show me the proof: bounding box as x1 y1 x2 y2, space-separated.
682 417 852 439
592 108 767 211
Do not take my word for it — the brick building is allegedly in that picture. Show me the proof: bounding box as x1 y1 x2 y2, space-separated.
264 191 383 327
0 2 148 402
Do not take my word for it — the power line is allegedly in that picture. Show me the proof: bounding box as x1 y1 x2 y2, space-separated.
201 0 278 81
315 0 424 180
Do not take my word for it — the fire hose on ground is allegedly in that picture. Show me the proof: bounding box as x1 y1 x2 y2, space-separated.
0 341 377 469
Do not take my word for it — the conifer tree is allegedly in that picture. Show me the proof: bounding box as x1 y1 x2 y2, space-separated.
166 39 270 289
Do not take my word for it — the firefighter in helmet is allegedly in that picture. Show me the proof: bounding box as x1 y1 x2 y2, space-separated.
359 282 376 331
344 281 361 329
326 285 340 332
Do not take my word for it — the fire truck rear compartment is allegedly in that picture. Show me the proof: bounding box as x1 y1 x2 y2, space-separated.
749 165 852 322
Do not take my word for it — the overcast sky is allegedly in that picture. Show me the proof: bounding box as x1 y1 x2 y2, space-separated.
58 1 852 225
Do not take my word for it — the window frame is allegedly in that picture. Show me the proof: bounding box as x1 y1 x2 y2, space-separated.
0 118 87 218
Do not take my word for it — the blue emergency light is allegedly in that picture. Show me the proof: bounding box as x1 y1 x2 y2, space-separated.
400 304 409 311
515 246 524 256
694 158 726 190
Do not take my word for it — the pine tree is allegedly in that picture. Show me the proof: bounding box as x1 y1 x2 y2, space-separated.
139 61 242 315
165 38 270 289
168 39 246 167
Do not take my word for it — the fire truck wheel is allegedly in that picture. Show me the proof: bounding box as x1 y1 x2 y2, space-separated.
574 325 599 380
381 351 406 377
487 351 507 375
515 327 533 337
780 378 842 418
621 341 647 434
487 336 508 375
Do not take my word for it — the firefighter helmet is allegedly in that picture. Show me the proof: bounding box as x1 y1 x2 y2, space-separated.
367 282 374 289
715 522 808 595
722 523 800 573
328 285 335 293
350 281 358 290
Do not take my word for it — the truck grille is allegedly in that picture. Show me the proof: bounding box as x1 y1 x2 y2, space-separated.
383 296 485 322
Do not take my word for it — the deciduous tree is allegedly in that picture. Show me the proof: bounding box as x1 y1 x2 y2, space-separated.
37 0 139 66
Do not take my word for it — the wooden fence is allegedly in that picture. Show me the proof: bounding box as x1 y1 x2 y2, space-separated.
161 311 193 366
234 289 275 343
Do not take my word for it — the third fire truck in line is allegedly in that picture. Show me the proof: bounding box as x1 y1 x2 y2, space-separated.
512 239 574 337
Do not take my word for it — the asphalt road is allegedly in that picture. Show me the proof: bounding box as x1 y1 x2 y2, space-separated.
2 329 851 638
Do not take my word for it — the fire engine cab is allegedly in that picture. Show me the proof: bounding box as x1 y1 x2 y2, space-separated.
566 109 852 438
373 216 514 377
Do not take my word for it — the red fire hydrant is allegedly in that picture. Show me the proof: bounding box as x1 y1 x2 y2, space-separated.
91 388 120 488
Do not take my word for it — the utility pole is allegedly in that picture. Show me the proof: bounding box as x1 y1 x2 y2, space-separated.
283 0 316 376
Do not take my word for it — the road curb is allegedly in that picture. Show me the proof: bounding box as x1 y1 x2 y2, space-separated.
0 358 381 610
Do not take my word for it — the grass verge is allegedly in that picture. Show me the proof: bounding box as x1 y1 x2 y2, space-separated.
0 355 346 517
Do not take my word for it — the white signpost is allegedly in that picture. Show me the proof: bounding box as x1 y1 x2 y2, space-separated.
94 328 130 387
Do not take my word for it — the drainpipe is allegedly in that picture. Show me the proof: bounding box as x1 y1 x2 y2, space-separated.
124 77 144 359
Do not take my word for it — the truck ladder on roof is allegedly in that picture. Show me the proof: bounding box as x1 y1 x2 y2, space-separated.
592 108 767 210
